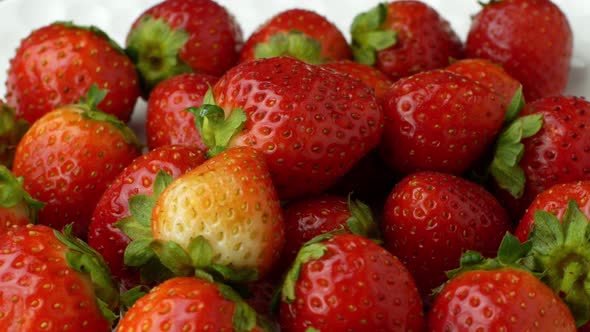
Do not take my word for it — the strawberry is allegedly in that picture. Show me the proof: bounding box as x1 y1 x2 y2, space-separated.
189 56 383 199
239 9 351 64
351 1 463 81
446 58 522 114
88 145 207 289
379 69 506 175
126 0 243 93
119 147 285 282
382 171 512 303
12 86 142 237
146 73 217 151
515 181 590 242
428 232 578 331
489 95 590 220
5 22 140 124
279 233 425 331
466 0 572 101
0 224 120 331
116 277 269 332
0 166 43 230
0 101 28 168
322 60 392 103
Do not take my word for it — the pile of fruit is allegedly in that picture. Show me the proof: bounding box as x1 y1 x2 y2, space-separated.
0 0 588 330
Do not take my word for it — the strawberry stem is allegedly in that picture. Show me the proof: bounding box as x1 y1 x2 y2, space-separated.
254 31 325 64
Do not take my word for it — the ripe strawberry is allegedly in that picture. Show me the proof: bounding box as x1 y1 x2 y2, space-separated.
446 58 522 113
116 277 269 332
146 73 217 151
12 86 141 237
515 181 590 242
239 9 351 64
383 171 512 302
0 166 43 230
88 145 207 289
126 0 243 93
351 1 463 81
379 69 506 175
0 101 28 168
0 224 120 331
322 60 393 103
466 0 572 101
119 147 284 282
429 268 576 331
191 56 383 199
5 22 140 124
490 96 590 220
279 233 425 331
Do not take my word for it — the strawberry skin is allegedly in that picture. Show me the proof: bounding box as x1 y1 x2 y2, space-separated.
495 96 590 220
379 69 506 175
322 60 393 104
152 147 285 277
280 233 425 331
88 145 206 289
116 277 266 332
466 0 572 101
12 106 141 237
240 9 351 64
213 56 383 199
383 171 512 302
429 268 576 331
5 22 140 124
515 181 590 242
0 224 112 331
146 73 217 151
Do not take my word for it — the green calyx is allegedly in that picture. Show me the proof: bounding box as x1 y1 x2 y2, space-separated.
118 171 258 284
504 85 525 124
0 104 29 168
489 113 543 198
254 31 325 64
0 165 44 223
350 3 397 65
346 194 381 241
76 84 142 149
54 224 120 323
126 15 192 93
216 283 262 332
186 88 247 158
54 21 125 54
525 200 590 326
477 0 503 6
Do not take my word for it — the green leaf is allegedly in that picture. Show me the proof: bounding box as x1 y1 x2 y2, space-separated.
128 195 156 227
115 216 152 241
139 257 175 284
351 3 387 35
282 242 328 302
78 84 107 110
497 233 532 265
346 196 380 240
351 47 376 65
209 265 259 283
305 328 320 332
353 30 396 52
350 3 395 66
120 286 148 309
504 85 525 123
217 283 243 302
96 298 117 324
124 239 156 267
188 236 214 269
530 210 563 255
232 301 258 332
0 165 44 221
153 170 174 197
150 240 193 277
254 31 325 64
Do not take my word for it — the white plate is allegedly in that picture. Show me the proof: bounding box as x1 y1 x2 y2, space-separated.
0 0 588 143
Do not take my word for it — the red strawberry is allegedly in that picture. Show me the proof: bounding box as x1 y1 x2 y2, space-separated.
379 69 506 175
0 165 43 230
119 147 285 282
146 73 217 151
0 101 28 168
351 1 463 81
446 58 522 110
116 277 268 331
5 22 140 124
383 171 512 302
0 224 120 331
515 181 590 242
429 268 576 331
126 0 243 93
322 60 393 103
279 233 425 331
489 96 590 220
466 0 572 101
190 56 383 199
239 9 351 64
12 86 141 237
88 145 207 289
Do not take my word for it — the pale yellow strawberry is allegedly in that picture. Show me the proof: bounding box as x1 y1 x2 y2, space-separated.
151 146 285 277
